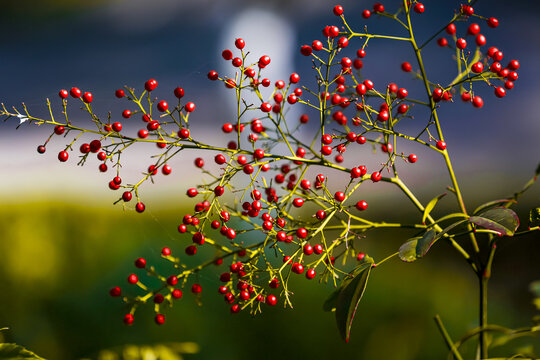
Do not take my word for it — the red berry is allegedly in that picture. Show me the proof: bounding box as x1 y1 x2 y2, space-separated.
472 96 484 108
467 23 480 35
70 87 82 98
362 9 371 18
109 286 121 297
487 17 499 28
296 228 308 239
115 89 125 98
191 284 202 294
333 5 344 16
306 269 316 279
494 87 506 98
436 141 447 150
461 5 474 16
377 110 389 122
260 103 272 112
154 314 165 325
338 37 349 48
162 164 172 175
413 3 425 13
123 314 134 325
475 34 486 47
371 171 381 182
185 245 197 255
408 154 417 163
292 262 304 274
157 101 168 112
58 150 69 162
508 60 520 71
456 38 467 50
300 45 313 56
135 202 145 213
167 275 178 286
185 102 196 112
194 157 204 168
121 191 132 202
401 62 412 72
172 289 183 299
437 38 448 47
135 257 146 268
471 62 484 73
397 88 408 99
59 89 69 99
356 200 368 211
208 70 219 81
82 92 93 103
334 191 345 202
232 57 243 67
127 274 138 284
446 23 456 35
266 294 277 306
373 3 384 13
235 38 245 50
289 73 300 84
145 79 158 92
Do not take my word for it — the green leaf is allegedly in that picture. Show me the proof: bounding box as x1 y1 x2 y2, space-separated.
469 207 520 236
422 193 446 224
335 258 374 342
434 212 468 224
530 208 540 226
0 344 44 359
473 199 516 215
399 229 437 262
323 289 339 312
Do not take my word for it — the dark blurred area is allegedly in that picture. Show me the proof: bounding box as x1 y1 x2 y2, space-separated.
0 0 539 359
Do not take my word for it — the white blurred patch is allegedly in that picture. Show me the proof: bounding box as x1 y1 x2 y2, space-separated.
218 8 298 120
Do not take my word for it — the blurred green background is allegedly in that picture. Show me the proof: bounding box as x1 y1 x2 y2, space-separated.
0 193 538 359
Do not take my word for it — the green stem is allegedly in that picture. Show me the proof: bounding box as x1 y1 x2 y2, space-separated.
434 315 464 360
479 275 489 359
404 3 480 254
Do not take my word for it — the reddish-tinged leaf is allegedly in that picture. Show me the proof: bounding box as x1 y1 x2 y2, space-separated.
469 207 520 236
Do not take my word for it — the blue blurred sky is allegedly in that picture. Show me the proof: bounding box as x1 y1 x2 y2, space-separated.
1 0 539 206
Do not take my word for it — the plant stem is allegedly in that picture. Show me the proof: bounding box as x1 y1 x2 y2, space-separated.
479 275 489 359
403 2 480 255
434 314 464 360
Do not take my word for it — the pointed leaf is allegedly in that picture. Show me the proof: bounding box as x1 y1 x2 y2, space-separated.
399 229 437 262
423 193 446 224
323 289 339 312
434 212 468 224
530 208 540 226
469 207 520 236
473 199 516 215
0 344 44 359
335 258 374 342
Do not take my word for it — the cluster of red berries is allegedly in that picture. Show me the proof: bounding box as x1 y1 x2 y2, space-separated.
8 1 520 329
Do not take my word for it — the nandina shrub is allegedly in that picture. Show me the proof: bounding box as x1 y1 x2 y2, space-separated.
2 1 539 358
